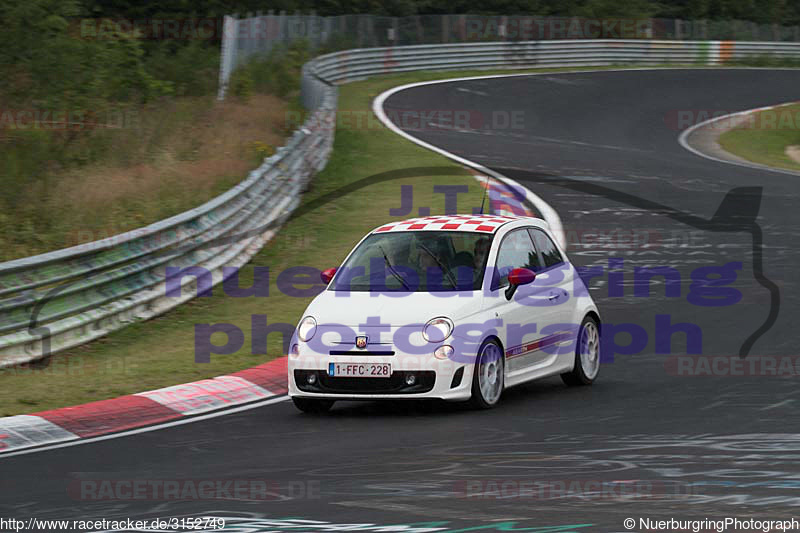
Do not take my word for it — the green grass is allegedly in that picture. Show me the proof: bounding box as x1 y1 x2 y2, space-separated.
0 93 289 261
718 103 800 172
2 63 792 415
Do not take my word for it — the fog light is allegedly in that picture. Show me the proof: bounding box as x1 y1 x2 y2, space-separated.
307 373 317 385
434 345 454 360
405 374 416 386
290 344 300 357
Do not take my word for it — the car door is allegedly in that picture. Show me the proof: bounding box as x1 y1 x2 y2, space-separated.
528 227 580 358
483 228 562 377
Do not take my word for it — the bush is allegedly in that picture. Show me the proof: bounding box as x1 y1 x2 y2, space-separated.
229 69 255 101
228 39 311 100
144 41 220 97
0 4 177 114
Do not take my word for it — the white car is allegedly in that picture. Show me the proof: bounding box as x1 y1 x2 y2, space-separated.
288 214 601 413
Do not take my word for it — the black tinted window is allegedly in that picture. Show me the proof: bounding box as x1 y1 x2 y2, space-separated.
331 231 493 292
529 228 564 269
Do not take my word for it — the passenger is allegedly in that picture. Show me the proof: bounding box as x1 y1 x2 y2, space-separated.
473 237 491 270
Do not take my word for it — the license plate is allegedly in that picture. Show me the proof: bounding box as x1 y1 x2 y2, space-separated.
328 362 391 378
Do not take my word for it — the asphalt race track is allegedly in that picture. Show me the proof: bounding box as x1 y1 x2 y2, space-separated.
3 69 800 532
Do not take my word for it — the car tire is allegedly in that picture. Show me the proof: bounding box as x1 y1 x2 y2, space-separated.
561 315 600 387
470 338 505 409
292 397 335 414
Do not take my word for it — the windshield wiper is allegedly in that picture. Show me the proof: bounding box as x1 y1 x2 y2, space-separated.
378 245 411 290
418 243 458 289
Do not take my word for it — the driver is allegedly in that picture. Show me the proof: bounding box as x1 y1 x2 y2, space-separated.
415 234 446 272
473 237 491 269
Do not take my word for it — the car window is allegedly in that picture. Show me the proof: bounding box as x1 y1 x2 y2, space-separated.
495 229 541 286
529 228 564 269
330 231 493 292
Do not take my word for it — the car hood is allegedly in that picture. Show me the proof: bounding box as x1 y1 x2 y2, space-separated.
304 289 485 327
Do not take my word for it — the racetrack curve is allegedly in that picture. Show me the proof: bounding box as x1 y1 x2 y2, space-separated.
2 69 800 532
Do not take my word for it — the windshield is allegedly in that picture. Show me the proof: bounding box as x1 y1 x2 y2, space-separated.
330 231 493 292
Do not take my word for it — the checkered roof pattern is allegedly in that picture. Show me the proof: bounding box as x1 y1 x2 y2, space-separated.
372 214 525 234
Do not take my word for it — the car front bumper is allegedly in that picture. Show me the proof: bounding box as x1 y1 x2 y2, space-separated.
288 351 476 401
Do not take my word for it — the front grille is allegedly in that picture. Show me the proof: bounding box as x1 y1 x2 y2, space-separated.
295 370 435 394
328 350 395 356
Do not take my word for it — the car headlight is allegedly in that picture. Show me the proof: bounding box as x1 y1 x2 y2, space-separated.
423 317 453 343
434 345 454 360
298 316 317 342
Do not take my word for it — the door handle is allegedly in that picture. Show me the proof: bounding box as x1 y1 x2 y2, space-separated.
548 293 559 301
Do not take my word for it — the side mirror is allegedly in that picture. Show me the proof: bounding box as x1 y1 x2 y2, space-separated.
505 267 536 300
321 267 338 285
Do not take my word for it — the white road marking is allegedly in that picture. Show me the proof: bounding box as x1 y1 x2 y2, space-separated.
456 87 489 96
373 75 567 248
759 399 794 411
678 101 800 177
700 400 727 411
0 395 289 459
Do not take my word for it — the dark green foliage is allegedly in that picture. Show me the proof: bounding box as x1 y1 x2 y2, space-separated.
229 40 311 101
55 0 800 24
0 0 167 110
144 41 220 97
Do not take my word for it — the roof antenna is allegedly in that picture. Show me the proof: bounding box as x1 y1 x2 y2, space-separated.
478 172 490 214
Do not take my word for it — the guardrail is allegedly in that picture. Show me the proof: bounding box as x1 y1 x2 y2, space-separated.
0 89 336 368
304 39 800 84
3 37 800 367
216 12 800 99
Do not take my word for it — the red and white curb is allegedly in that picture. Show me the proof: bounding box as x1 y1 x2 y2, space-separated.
0 357 288 455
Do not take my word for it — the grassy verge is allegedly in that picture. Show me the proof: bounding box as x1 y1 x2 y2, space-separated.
0 94 290 261
717 102 800 172
0 38 314 262
0 63 765 415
